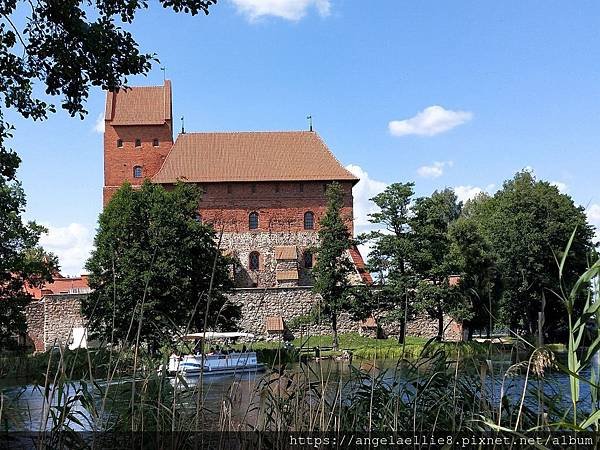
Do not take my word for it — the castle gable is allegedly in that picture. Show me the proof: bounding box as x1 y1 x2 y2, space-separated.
151 131 358 184
105 81 172 126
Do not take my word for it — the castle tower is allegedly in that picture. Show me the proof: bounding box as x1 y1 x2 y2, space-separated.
103 81 173 206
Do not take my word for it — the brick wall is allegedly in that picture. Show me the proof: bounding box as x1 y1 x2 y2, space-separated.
193 180 355 234
103 122 173 206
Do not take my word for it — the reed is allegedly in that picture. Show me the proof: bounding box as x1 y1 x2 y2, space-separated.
1 238 599 447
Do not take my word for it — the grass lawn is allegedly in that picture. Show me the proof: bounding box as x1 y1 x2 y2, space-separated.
241 332 489 361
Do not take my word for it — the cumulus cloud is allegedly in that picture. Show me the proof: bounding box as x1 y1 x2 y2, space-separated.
346 164 387 228
454 185 484 203
416 161 453 179
231 0 330 21
453 184 496 203
550 181 569 193
93 113 105 134
39 223 95 276
587 204 600 239
389 105 472 137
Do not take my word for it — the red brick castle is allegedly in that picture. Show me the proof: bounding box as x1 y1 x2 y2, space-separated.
103 81 371 290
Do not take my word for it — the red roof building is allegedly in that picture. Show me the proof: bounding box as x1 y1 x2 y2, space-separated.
25 274 91 300
102 81 370 288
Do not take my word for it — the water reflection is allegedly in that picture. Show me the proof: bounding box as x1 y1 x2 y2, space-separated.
0 357 593 431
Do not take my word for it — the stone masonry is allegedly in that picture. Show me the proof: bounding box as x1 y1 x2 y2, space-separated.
25 294 87 352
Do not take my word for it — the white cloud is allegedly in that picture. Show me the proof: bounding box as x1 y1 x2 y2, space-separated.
454 185 484 203
39 223 95 276
93 113 105 134
346 164 387 228
388 105 473 137
453 184 496 203
231 0 330 21
550 181 569 193
587 204 600 239
416 161 453 178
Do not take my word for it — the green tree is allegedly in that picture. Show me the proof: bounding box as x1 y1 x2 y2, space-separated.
0 150 57 346
0 0 216 346
84 181 238 350
466 171 595 339
410 188 467 339
312 182 355 350
359 182 417 341
448 214 499 339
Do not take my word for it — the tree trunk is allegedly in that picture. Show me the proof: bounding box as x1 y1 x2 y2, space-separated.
437 309 444 341
398 319 405 344
332 313 339 350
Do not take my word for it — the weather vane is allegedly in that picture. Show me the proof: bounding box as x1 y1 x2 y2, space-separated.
161 67 167 82
181 116 185 134
307 115 313 132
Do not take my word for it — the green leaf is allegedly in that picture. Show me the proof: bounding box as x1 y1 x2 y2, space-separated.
580 410 600 430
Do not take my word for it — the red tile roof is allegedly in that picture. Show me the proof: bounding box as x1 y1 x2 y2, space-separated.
105 81 172 126
274 246 298 260
360 317 377 328
25 275 90 300
152 131 358 184
276 270 299 281
265 316 285 332
349 245 373 285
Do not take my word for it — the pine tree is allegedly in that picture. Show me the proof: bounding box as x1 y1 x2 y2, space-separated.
312 182 355 349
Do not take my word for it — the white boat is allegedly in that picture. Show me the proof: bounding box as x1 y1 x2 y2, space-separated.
166 332 265 376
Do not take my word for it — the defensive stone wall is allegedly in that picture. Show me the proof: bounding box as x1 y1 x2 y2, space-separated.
24 289 462 353
25 294 87 352
227 287 463 341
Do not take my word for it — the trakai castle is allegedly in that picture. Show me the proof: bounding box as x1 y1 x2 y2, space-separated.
103 80 372 289
24 81 461 351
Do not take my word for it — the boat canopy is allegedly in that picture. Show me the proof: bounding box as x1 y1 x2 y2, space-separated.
182 332 255 341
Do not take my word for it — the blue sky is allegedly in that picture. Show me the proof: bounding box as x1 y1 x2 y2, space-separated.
9 0 600 275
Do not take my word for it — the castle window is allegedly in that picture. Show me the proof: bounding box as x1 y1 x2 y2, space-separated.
275 183 280 193
299 183 304 193
135 139 141 147
304 251 313 269
251 184 256 194
304 211 314 230
117 139 123 148
153 138 159 147
249 211 259 230
249 251 260 270
195 213 202 224
133 166 143 178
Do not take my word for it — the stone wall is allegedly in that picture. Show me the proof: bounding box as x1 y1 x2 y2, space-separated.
24 289 462 353
25 294 87 352
227 287 463 341
224 231 319 288
24 301 45 352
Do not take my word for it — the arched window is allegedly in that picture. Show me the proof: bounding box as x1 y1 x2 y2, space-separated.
133 166 143 178
117 139 123 148
304 251 313 269
304 211 314 230
135 138 141 147
153 138 159 147
249 251 260 270
249 211 259 230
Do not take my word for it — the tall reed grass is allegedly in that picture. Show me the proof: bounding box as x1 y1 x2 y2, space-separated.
1 238 599 449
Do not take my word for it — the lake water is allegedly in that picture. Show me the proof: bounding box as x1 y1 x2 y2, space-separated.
0 357 595 431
